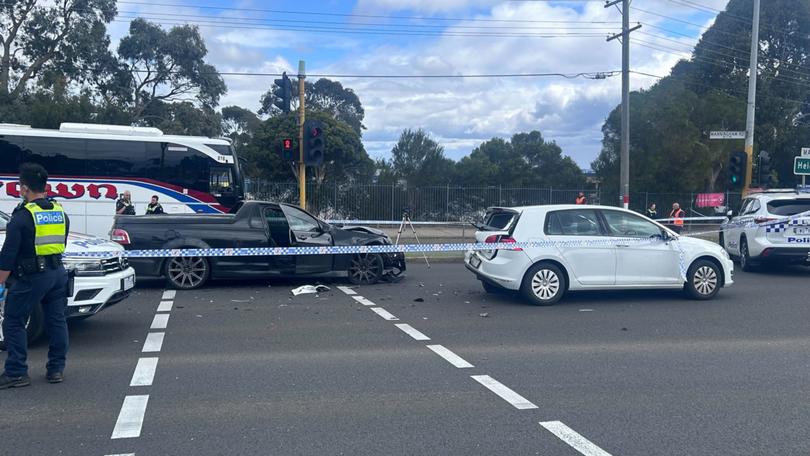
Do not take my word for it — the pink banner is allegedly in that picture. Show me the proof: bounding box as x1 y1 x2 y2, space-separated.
695 193 725 208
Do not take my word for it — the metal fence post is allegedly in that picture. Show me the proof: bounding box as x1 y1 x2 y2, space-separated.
446 184 450 221
391 185 395 221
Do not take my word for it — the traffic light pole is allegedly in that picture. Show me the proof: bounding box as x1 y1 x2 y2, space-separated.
743 0 760 195
298 60 306 210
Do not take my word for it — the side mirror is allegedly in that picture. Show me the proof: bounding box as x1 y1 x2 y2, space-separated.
726 210 733 217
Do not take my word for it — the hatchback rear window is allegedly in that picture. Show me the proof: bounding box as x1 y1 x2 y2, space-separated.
481 211 517 230
767 199 810 216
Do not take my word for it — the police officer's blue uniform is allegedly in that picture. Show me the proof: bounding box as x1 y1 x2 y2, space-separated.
0 198 70 387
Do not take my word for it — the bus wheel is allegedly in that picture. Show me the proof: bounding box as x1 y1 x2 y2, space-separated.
165 256 210 290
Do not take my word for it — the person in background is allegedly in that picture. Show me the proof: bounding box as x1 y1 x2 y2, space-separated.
146 195 164 215
669 202 685 234
116 191 135 215
0 163 70 389
646 203 657 219
575 192 587 205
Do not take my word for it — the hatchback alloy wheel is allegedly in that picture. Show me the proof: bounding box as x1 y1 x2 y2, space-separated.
692 265 718 296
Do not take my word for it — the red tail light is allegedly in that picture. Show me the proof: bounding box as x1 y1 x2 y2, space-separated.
484 235 522 251
754 216 778 224
111 229 131 245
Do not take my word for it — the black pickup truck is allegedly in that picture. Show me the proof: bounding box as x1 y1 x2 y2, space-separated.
111 201 406 289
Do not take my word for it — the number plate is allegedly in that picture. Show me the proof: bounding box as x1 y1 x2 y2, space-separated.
469 254 482 269
122 275 135 291
794 227 810 235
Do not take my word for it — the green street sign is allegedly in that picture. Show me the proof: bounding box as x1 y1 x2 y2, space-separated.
795 156 810 175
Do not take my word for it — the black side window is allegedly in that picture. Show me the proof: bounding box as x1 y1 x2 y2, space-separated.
544 210 602 236
162 144 210 193
545 212 563 235
0 135 25 173
86 140 146 177
264 206 290 247
22 137 86 175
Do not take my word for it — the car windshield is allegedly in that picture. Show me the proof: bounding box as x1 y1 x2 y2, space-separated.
0 210 9 231
767 199 810 216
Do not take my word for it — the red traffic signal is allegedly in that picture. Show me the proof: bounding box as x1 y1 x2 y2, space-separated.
283 138 293 150
281 137 295 161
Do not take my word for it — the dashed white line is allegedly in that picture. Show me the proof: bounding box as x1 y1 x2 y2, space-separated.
130 357 159 387
540 421 613 456
141 333 165 353
161 290 176 300
105 453 135 456
111 395 150 439
369 307 399 321
337 286 357 295
150 314 170 330
426 345 473 368
395 323 431 341
471 375 538 410
157 300 173 312
352 296 376 306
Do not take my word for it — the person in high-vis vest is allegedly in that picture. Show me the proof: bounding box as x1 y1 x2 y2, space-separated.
670 202 685 234
0 163 70 390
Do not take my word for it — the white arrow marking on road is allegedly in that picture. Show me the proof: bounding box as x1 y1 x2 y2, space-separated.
142 333 165 353
370 307 399 321
427 345 473 368
540 421 613 456
111 395 149 439
395 323 431 341
471 375 538 410
130 357 159 387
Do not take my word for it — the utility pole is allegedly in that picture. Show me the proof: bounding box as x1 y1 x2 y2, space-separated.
298 60 306 210
743 0 761 195
606 0 640 209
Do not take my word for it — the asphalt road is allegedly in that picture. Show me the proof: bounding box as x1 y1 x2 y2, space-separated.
2 261 810 455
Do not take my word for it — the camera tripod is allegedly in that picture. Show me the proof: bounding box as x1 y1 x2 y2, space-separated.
395 210 430 268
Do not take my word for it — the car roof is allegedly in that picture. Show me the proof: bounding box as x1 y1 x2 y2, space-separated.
492 204 633 213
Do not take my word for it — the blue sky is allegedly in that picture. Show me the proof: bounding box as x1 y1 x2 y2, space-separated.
110 0 732 168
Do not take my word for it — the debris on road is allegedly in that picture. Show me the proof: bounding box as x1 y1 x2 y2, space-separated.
291 285 331 296
479 312 490 318
414 298 425 302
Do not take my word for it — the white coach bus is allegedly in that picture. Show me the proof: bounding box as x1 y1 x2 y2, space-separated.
0 123 245 238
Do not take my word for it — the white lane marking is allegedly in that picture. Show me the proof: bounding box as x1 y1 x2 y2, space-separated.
150 314 170 330
352 296 376 306
337 286 357 295
142 333 165 353
471 375 538 410
395 324 431 341
111 395 150 439
426 345 473 368
157 300 173 312
540 421 613 456
162 290 176 300
105 454 136 456
369 307 399 321
130 357 159 387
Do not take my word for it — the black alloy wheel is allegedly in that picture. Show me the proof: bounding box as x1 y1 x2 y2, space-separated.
165 256 210 289
348 253 384 285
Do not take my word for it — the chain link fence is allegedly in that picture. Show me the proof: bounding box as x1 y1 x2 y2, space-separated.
245 180 742 222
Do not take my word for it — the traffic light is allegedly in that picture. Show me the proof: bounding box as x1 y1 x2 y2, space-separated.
273 72 293 113
303 120 325 166
281 137 295 161
758 150 772 186
728 150 747 189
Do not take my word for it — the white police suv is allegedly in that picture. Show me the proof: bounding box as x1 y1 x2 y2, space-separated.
466 205 734 305
0 210 135 349
720 190 810 271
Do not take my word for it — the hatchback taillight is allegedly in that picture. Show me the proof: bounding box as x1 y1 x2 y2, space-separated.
111 229 130 245
484 235 522 251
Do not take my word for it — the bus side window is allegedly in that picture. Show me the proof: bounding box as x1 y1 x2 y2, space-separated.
86 140 146 177
22 137 86 175
0 136 25 174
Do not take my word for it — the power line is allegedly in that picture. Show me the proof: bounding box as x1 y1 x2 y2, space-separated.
125 68 621 79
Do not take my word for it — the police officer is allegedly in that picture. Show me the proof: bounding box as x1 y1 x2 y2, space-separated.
0 163 70 390
145 195 164 215
116 191 135 215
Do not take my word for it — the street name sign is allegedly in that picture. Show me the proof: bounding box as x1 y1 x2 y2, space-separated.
801 147 810 156
795 156 810 175
710 131 746 140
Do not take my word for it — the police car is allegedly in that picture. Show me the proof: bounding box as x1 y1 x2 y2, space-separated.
720 189 810 271
466 205 733 305
0 210 136 349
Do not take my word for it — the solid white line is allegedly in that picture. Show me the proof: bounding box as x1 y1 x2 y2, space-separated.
337 286 357 295
157 300 173 312
369 307 399 321
426 345 473 368
352 296 376 306
111 395 149 439
142 333 165 353
395 324 431 341
540 421 613 456
105 454 136 456
162 290 176 300
150 314 170 330
130 357 159 387
471 375 538 410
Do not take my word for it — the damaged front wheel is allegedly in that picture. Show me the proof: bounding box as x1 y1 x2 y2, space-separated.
348 253 384 285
